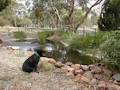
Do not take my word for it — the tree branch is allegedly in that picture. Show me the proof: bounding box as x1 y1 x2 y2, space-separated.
74 0 103 31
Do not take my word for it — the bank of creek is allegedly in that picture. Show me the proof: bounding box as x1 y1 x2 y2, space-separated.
0 31 120 90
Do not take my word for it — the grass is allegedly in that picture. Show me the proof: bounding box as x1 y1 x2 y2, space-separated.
37 31 54 45
13 31 26 41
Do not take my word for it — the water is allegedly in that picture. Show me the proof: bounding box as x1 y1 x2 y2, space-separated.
43 43 94 64
4 40 94 64
5 41 41 51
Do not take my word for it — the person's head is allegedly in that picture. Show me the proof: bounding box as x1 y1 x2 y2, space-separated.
34 49 46 57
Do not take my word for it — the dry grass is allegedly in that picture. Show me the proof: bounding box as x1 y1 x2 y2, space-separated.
0 47 80 90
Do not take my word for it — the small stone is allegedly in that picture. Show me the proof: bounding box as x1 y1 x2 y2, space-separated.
61 65 75 74
81 65 89 71
71 64 81 70
93 74 103 80
55 61 64 68
74 74 81 82
91 66 102 74
83 71 93 81
112 73 120 82
74 69 84 75
80 76 90 84
89 65 94 70
90 79 98 85
66 72 74 78
65 62 73 66
103 68 112 78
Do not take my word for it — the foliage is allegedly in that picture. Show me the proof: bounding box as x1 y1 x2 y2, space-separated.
13 31 26 41
98 0 120 31
15 17 32 27
0 0 10 11
69 31 108 50
37 31 54 45
100 31 120 71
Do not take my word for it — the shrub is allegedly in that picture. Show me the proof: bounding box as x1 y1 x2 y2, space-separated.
13 31 26 41
100 31 120 71
15 17 32 27
37 31 54 45
69 31 108 51
98 0 120 31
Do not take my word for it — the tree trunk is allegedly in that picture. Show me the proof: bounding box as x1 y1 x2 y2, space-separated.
74 0 103 32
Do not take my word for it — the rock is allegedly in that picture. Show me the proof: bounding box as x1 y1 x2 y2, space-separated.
75 74 90 84
75 71 93 84
40 57 56 65
80 75 90 84
112 73 120 82
81 65 89 71
55 61 64 68
0 39 3 44
74 74 81 82
74 69 84 75
97 81 120 90
83 71 93 81
38 57 56 72
90 79 98 86
89 65 94 70
71 64 81 70
93 74 103 80
103 68 112 79
66 72 74 78
39 62 55 72
97 81 106 90
61 65 75 74
65 62 73 66
91 66 103 74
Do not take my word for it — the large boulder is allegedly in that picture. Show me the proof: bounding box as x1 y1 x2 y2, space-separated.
38 57 56 72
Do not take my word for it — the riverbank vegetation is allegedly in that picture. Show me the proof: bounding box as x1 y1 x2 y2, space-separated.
13 31 26 41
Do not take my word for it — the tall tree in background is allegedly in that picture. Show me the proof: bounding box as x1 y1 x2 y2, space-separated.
98 0 120 31
0 0 10 11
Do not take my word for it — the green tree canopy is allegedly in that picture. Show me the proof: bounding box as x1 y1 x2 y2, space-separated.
98 0 120 31
0 0 10 11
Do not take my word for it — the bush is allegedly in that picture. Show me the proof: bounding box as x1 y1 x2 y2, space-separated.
37 31 54 45
69 31 108 51
15 17 32 27
100 31 120 71
13 31 26 41
98 0 120 31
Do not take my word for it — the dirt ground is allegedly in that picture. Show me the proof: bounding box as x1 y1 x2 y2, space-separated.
0 47 81 90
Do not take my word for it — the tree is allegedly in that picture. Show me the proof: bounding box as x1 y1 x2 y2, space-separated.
0 0 10 11
74 0 103 31
98 0 120 31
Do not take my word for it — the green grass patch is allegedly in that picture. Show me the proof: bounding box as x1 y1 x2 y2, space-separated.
37 31 54 45
13 31 26 41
